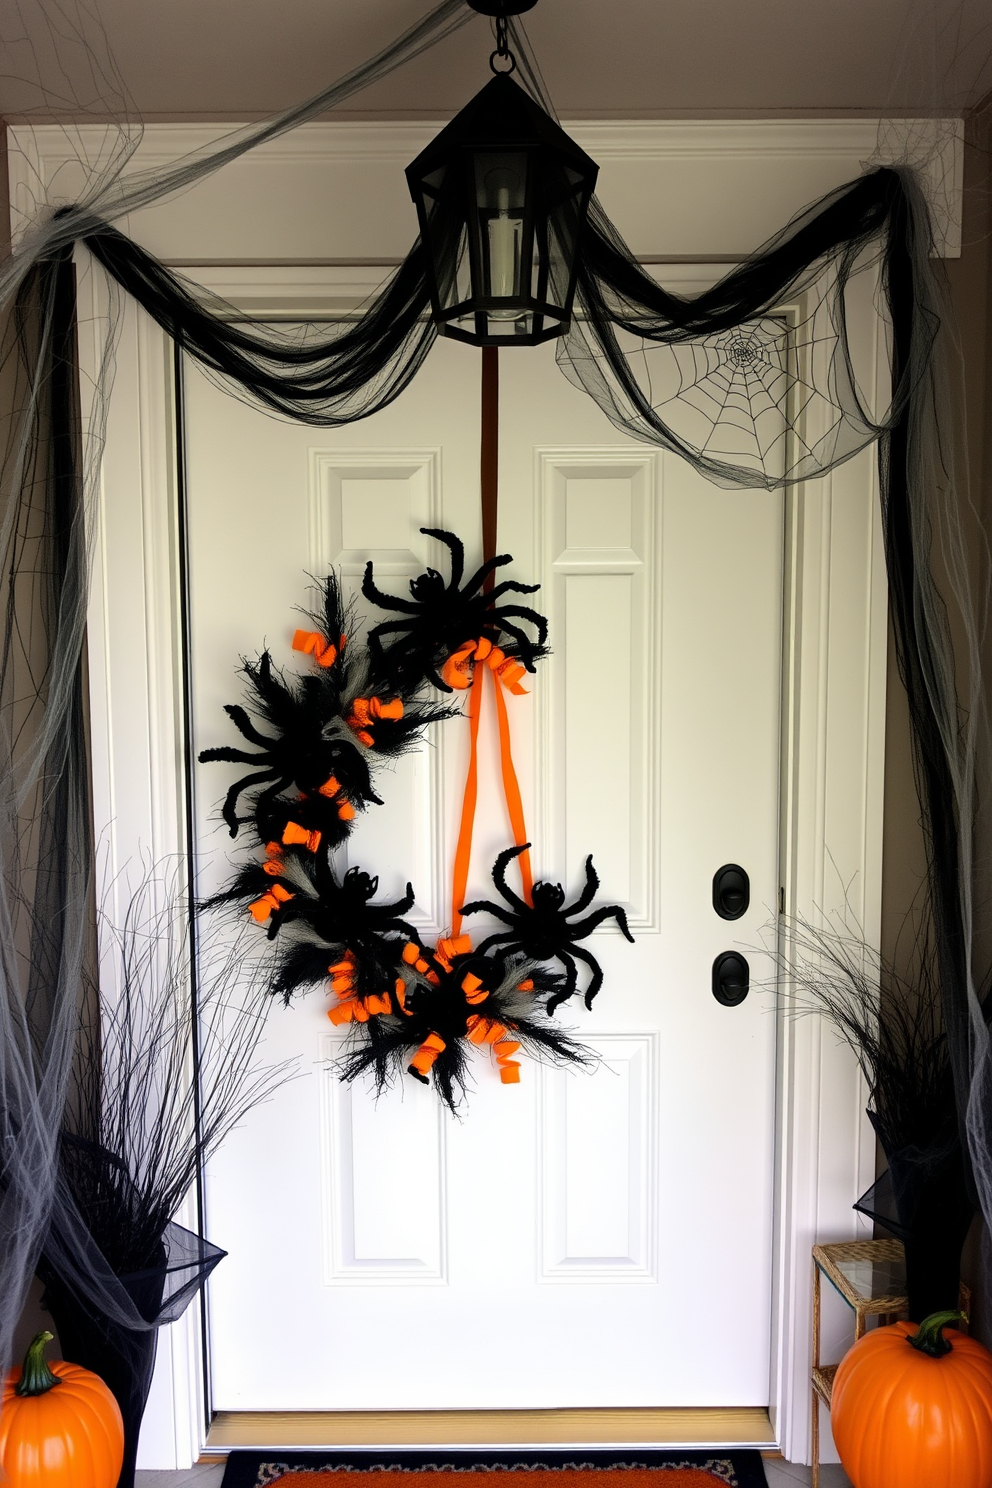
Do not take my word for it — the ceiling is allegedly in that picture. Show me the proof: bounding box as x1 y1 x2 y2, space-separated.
1 0 990 124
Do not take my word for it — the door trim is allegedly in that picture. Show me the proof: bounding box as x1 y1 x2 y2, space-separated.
58 131 895 1469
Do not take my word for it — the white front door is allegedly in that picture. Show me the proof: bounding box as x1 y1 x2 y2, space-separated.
184 324 783 1411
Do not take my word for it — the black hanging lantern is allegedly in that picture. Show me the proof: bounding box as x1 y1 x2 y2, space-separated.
406 6 598 347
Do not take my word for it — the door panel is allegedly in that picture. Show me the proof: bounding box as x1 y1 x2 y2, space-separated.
184 331 782 1410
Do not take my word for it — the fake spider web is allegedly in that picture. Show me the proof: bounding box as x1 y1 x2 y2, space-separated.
559 254 884 489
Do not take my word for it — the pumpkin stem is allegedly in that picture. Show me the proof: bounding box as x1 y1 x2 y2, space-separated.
906 1310 967 1359
14 1331 62 1397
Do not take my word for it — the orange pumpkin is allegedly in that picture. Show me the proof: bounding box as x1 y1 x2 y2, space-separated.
831 1310 992 1488
0 1330 124 1488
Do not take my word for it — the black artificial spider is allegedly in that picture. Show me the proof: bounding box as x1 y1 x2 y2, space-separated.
198 651 377 837
461 844 635 1012
204 852 418 1001
362 527 548 692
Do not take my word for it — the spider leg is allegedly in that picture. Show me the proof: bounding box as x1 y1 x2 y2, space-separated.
572 854 601 913
381 883 417 917
474 930 519 956
253 775 293 829
199 745 270 766
223 704 278 749
367 620 419 643
497 605 550 645
462 551 511 596
421 527 464 590
494 617 542 666
546 951 579 1015
362 563 419 613
459 901 517 925
570 942 606 1009
220 768 279 836
491 844 531 912
487 578 541 602
569 904 636 943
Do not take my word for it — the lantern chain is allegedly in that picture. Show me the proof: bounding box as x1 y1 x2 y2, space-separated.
490 14 517 73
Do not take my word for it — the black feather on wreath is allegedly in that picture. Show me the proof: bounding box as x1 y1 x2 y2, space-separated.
461 844 635 1012
363 527 549 692
336 938 591 1113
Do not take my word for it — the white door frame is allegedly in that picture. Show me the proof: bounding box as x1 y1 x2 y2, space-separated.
12 117 959 1466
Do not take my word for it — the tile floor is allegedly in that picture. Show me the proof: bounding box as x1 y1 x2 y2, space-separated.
133 1461 853 1487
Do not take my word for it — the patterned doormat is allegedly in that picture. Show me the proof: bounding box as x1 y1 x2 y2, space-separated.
218 1449 769 1488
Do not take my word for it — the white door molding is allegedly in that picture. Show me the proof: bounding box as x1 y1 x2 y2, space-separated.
46 121 895 1467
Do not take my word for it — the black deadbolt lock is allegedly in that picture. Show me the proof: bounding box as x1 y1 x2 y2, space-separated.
712 951 749 1006
713 863 749 920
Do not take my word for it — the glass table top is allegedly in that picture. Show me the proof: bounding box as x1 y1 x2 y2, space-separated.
827 1252 906 1303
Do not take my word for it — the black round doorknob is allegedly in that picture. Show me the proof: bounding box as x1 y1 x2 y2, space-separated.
713 864 749 920
712 951 749 1006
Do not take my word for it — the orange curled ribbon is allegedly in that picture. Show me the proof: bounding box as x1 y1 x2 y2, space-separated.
345 696 404 748
465 1015 522 1084
441 636 528 695
461 971 489 1006
408 1031 446 1080
435 933 472 971
394 977 412 1015
326 953 394 1025
282 821 321 853
292 628 342 668
248 881 294 923
317 776 356 821
402 941 440 985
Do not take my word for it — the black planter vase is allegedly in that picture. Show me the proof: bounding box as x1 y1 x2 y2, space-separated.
856 1124 974 1322
40 1276 160 1488
38 1222 226 1488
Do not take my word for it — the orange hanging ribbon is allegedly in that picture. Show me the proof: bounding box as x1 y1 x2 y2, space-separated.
345 695 404 747
449 659 485 937
491 664 534 902
292 628 342 668
248 881 294 923
448 635 534 937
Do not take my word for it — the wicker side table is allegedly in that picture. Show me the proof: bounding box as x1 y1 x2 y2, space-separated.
810 1239 972 1488
811 1240 905 1487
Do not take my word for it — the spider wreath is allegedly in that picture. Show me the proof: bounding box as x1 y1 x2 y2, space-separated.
363 527 549 692
462 844 635 1013
199 533 634 1108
